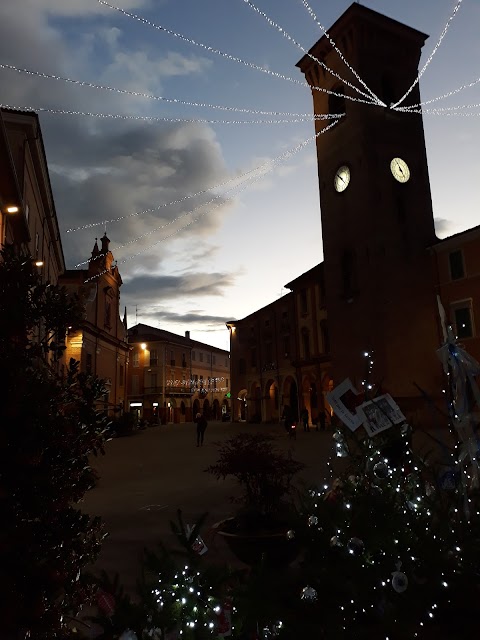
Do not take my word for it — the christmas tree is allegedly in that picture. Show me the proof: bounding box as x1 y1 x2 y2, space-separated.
0 245 110 639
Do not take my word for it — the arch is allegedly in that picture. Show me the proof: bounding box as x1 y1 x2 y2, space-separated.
193 398 201 419
249 381 262 423
263 377 279 423
237 389 248 421
212 398 220 420
203 398 210 418
282 375 299 422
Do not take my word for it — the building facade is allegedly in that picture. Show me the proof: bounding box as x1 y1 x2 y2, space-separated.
227 264 331 426
60 234 130 417
127 323 230 424
0 108 65 283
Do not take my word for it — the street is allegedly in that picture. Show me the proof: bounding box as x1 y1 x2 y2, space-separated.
81 420 336 594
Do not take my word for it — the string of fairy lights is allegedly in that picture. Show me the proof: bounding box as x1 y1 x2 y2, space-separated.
0 0 474 278
306 347 479 638
80 119 339 279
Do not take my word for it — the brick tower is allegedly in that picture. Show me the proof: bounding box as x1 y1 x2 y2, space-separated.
296 4 442 409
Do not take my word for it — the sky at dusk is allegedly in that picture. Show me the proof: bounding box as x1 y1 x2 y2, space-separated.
1 0 479 350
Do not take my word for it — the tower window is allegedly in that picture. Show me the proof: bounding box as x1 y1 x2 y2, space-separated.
329 85 346 117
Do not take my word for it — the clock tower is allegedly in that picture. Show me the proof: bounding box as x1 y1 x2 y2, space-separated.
296 4 442 408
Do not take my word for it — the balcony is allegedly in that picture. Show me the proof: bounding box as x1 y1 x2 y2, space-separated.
144 386 164 395
165 385 193 396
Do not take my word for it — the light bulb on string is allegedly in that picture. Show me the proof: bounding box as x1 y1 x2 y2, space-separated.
398 75 480 111
0 61 342 119
0 101 323 126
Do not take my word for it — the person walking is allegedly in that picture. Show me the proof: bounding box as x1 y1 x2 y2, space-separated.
318 409 326 432
301 407 310 432
194 412 208 446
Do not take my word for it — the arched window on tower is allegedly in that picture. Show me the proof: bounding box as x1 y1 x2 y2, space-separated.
329 85 346 118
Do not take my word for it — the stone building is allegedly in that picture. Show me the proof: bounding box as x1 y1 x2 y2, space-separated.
127 323 230 424
60 233 130 417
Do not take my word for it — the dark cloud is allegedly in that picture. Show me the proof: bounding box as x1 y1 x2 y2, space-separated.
434 217 455 237
121 270 236 300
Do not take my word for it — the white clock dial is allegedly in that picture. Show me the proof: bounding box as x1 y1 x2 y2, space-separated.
390 157 410 183
334 165 350 192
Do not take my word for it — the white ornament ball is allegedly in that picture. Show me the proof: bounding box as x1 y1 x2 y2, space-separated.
119 631 139 640
308 515 319 526
301 586 318 601
286 529 295 540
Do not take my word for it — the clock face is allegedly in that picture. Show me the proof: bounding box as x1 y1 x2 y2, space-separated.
334 165 350 192
390 157 410 183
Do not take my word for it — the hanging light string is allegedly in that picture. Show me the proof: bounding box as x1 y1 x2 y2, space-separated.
0 101 330 125
81 119 339 279
0 61 325 119
240 0 381 105
391 0 464 108
67 111 344 234
96 0 377 107
394 75 480 111
402 108 480 117
300 0 384 106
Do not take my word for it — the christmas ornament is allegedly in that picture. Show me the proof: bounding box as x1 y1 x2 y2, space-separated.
308 515 319 526
119 631 138 640
301 586 318 601
347 537 365 556
391 563 408 593
373 461 389 479
330 535 342 547
392 571 408 593
286 529 295 540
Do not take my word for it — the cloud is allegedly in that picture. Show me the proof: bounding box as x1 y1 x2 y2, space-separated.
434 217 455 238
0 0 256 345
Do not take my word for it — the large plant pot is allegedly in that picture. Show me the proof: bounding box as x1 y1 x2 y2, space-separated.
213 518 299 567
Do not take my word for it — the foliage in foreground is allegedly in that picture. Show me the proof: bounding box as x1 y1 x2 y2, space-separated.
0 246 109 638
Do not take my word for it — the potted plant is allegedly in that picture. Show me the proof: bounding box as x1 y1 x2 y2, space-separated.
205 433 305 566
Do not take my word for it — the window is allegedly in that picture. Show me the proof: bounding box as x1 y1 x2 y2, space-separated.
192 350 196 361
151 373 157 388
300 289 308 314
329 85 345 117
150 348 158 366
250 347 257 367
133 351 139 367
265 319 270 327
119 364 124 386
199 352 204 362
212 354 216 365
86 353 92 374
265 342 273 363
239 358 246 374
283 336 290 358
452 303 474 339
182 352 186 368
302 328 310 359
207 354 211 364
132 375 139 395
449 250 465 280
226 378 229 387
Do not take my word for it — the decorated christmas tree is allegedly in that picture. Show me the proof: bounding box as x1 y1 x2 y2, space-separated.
275 319 480 639
0 245 110 639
